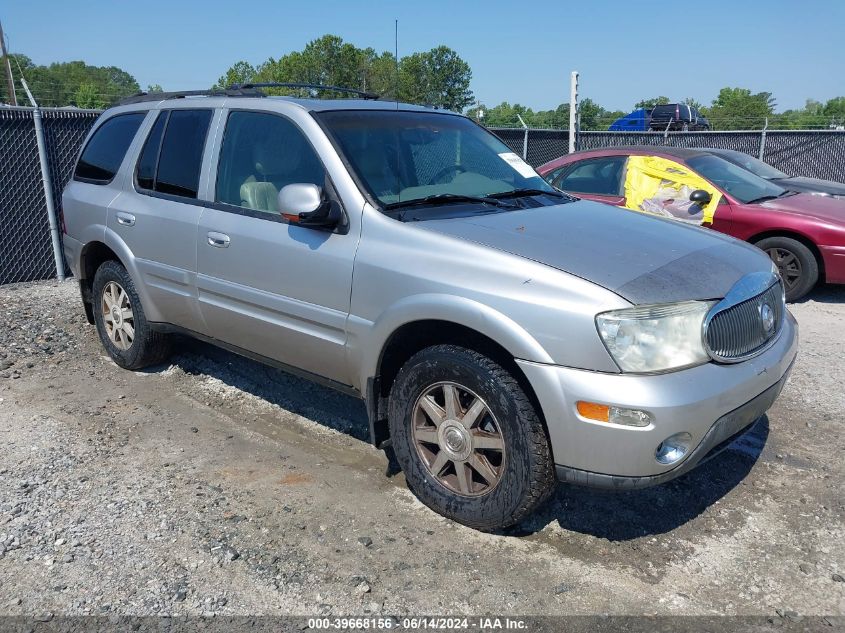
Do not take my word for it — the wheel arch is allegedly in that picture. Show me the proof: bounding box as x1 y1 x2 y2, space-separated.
748 229 825 282
78 230 155 322
365 317 553 460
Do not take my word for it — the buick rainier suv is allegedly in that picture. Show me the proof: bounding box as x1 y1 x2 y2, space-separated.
62 84 798 531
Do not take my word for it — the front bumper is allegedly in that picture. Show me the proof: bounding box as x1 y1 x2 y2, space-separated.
516 311 798 486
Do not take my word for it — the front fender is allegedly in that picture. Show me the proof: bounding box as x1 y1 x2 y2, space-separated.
348 293 555 393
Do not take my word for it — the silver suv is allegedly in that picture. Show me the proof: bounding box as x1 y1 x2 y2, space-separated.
62 86 798 531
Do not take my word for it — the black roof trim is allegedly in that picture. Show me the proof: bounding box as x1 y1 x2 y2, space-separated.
229 82 380 100
118 88 265 105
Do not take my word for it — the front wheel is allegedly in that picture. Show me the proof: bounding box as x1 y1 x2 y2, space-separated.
755 236 819 301
388 345 556 531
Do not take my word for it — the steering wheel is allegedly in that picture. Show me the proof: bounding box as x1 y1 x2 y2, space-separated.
431 164 467 184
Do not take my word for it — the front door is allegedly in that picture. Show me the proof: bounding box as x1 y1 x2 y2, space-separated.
195 110 358 385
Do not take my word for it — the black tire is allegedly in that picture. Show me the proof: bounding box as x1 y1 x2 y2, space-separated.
388 344 556 531
755 236 819 302
92 260 171 370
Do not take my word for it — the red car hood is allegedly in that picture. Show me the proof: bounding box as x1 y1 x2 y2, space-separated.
758 192 845 225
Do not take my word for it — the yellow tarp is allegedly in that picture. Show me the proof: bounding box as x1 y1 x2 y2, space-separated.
623 155 721 225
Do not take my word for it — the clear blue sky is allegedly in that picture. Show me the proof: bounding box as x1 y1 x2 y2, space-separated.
4 0 843 112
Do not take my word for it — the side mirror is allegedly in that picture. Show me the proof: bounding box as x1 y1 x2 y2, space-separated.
689 189 712 204
277 183 341 229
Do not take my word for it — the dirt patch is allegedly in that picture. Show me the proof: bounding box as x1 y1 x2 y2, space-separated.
0 280 843 617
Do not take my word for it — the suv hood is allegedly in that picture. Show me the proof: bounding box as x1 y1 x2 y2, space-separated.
772 176 845 198
417 199 772 305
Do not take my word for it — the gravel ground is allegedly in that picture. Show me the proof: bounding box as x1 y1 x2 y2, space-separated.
0 280 843 619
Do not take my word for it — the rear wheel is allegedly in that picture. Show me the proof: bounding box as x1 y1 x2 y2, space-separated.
755 236 819 301
92 260 171 369
388 345 556 531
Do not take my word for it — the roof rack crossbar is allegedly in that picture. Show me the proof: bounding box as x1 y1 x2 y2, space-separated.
118 88 265 106
229 82 379 100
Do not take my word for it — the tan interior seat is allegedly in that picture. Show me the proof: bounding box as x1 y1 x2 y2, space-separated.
239 181 278 213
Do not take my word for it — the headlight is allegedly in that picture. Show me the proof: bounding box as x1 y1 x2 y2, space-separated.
596 301 716 373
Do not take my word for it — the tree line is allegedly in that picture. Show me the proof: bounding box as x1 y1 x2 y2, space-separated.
1 35 842 131
213 35 474 112
473 89 845 130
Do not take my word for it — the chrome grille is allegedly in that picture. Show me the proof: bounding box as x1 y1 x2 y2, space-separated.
705 280 784 362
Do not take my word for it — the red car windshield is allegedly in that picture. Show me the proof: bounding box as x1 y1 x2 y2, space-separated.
687 155 787 204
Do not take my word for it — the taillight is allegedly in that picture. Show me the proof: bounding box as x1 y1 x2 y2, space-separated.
676 105 680 120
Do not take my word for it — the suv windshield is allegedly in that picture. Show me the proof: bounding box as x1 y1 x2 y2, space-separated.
686 154 787 204
317 110 558 212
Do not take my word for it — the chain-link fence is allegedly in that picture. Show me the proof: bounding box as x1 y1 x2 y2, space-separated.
0 107 99 285
2 110 845 286
490 127 845 182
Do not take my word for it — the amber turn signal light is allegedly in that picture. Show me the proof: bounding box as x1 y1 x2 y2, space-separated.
576 401 610 422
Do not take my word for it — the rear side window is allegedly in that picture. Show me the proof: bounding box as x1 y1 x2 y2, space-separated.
135 109 213 199
74 113 145 183
136 112 167 190
555 157 626 195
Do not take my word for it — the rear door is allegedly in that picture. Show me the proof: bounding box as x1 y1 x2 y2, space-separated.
552 156 628 206
195 109 358 385
107 108 214 333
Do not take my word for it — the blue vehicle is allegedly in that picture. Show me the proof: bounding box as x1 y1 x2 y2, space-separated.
609 108 651 131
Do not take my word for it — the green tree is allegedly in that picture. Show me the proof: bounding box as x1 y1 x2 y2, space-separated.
635 96 669 110
707 87 775 129
218 36 472 110
0 53 139 107
398 45 473 111
73 82 107 109
146 83 163 93
214 59 258 89
576 97 606 130
682 97 704 111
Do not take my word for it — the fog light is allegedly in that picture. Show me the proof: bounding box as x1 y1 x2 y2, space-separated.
655 432 692 465
576 401 652 427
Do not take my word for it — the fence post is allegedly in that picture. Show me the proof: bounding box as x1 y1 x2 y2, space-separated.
21 77 65 282
516 113 529 160
758 117 768 161
568 71 578 153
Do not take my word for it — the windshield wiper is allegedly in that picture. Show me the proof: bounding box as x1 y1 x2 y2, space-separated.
746 190 791 204
487 188 570 200
384 193 507 212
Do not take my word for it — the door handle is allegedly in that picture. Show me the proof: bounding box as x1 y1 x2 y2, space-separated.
207 232 230 248
116 212 135 226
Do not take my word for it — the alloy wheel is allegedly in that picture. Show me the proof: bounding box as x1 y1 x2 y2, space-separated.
411 381 506 497
101 281 135 350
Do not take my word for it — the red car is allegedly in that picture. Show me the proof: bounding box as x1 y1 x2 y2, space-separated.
538 146 845 301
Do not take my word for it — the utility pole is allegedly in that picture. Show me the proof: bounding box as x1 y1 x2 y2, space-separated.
0 19 17 106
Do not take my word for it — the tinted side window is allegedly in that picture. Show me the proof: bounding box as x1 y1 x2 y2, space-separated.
154 110 213 199
74 113 145 183
557 157 626 195
216 111 326 215
135 112 167 190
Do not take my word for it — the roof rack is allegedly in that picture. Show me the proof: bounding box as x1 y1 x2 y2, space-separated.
118 87 265 106
229 82 380 100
